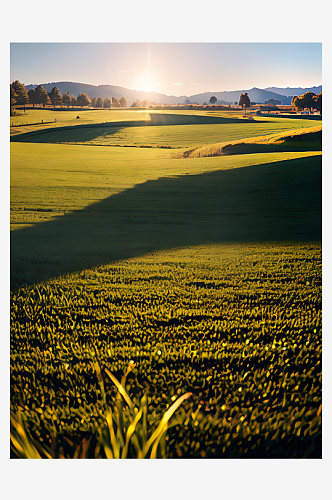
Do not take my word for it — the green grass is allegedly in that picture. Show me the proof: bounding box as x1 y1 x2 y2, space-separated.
11 359 192 459
181 126 322 158
11 110 321 149
10 142 319 232
10 242 322 458
10 108 152 135
10 107 322 458
11 147 321 289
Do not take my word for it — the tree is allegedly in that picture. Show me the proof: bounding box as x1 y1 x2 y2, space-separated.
77 93 91 107
27 88 37 107
291 95 302 110
10 84 18 115
11 80 29 107
313 92 322 115
239 92 250 114
112 97 120 107
209 96 217 105
96 97 103 108
301 92 316 114
292 92 317 114
91 97 97 107
62 92 74 107
34 85 51 107
103 98 111 108
131 99 141 107
48 87 62 108
119 96 127 107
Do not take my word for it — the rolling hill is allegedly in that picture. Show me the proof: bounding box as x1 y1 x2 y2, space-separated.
25 81 187 105
264 85 322 96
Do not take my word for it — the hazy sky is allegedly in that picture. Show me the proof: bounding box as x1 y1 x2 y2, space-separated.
10 42 321 96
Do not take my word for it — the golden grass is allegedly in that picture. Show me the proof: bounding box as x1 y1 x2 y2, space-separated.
180 125 322 158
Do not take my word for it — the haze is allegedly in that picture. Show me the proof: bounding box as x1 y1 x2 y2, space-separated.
10 42 321 96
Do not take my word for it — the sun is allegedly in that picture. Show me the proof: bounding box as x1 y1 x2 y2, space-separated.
137 73 155 92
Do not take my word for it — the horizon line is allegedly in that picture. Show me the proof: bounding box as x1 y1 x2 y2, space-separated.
19 81 322 99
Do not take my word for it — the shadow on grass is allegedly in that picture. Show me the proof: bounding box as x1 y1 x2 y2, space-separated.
11 155 321 289
185 130 322 158
220 140 322 156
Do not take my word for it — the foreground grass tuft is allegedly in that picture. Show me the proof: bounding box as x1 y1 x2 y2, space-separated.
11 359 192 459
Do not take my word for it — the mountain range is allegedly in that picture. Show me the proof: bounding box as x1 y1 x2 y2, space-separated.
24 82 322 106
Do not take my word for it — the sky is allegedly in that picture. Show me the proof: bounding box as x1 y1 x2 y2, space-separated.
10 42 322 97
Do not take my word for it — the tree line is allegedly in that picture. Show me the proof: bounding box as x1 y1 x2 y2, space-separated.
10 80 153 115
11 80 322 115
237 91 322 115
291 91 322 114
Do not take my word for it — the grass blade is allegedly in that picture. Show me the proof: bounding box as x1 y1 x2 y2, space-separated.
143 392 192 457
121 408 143 459
104 367 135 410
149 425 168 459
10 411 52 459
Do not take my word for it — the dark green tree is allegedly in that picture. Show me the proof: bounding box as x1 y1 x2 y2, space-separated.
48 87 62 108
77 93 91 107
96 97 103 107
27 88 37 107
291 95 302 110
313 92 322 115
10 84 18 115
91 97 97 107
292 92 317 114
11 80 29 106
62 92 73 107
209 96 217 104
34 85 51 107
239 92 250 115
300 92 316 114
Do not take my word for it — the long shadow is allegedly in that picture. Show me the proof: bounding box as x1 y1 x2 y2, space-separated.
219 140 322 156
11 155 321 290
10 113 268 144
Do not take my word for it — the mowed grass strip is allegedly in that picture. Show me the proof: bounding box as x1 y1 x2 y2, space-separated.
9 107 257 134
10 108 152 135
11 110 321 149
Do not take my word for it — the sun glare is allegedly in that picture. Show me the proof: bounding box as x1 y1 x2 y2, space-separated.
137 73 156 92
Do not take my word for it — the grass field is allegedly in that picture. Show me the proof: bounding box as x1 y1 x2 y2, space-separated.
10 142 319 231
10 108 322 458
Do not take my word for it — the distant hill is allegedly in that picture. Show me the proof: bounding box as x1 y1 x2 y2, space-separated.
188 87 295 105
25 81 187 105
190 86 322 105
264 86 322 97
24 82 322 106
